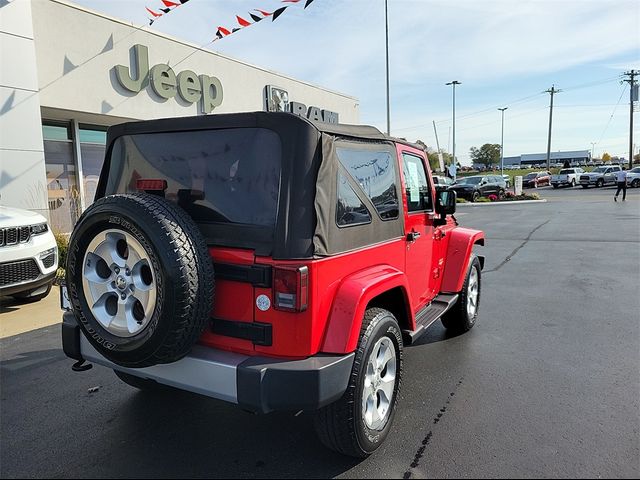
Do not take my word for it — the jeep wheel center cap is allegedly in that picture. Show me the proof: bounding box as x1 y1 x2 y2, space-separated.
116 275 127 291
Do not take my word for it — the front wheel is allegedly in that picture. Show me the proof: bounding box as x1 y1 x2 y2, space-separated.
441 255 481 334
314 308 403 458
596 179 604 188
571 179 576 187
471 191 480 202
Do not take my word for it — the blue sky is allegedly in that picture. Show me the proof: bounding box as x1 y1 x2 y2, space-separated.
74 0 640 165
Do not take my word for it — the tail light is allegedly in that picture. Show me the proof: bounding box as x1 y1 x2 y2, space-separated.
273 266 308 312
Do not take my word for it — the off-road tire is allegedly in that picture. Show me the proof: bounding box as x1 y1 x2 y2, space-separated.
66 193 215 368
471 191 480 202
113 369 173 391
441 255 481 334
314 308 403 458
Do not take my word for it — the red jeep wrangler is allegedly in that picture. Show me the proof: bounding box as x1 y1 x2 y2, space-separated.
62 112 484 457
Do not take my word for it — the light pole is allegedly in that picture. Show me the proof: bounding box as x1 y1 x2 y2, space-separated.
384 0 390 135
499 107 508 176
446 81 461 172
590 142 596 161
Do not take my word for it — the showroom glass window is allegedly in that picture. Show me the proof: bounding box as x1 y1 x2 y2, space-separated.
79 125 107 207
42 122 79 233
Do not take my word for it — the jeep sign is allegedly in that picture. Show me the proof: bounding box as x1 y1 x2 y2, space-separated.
115 44 223 114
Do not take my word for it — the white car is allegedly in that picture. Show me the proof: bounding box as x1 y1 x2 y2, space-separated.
0 206 58 301
626 167 640 188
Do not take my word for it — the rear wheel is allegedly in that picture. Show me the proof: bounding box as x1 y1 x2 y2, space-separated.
441 255 481 334
314 308 403 458
632 179 640 188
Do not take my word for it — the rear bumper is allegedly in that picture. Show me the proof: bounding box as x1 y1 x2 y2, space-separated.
62 313 354 414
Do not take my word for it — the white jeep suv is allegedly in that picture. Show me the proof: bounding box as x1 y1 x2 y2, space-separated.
0 206 58 301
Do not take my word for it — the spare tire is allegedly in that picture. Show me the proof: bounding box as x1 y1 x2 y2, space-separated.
66 193 215 368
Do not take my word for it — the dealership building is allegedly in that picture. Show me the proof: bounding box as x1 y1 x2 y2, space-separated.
0 0 359 233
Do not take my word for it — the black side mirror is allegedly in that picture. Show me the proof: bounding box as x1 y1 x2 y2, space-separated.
435 189 456 226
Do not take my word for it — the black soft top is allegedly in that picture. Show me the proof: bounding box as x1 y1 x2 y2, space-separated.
99 112 411 259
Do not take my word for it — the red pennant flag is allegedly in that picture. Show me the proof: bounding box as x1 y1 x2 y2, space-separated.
255 9 272 17
236 15 251 27
161 0 179 7
146 7 162 18
217 26 231 36
282 0 302 3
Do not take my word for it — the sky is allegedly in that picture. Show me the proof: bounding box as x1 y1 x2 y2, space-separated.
74 0 640 165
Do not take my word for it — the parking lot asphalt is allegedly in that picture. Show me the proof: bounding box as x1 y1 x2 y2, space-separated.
1 185 638 478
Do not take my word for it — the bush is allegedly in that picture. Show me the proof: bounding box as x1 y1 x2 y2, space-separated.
54 232 68 271
476 197 491 203
456 198 467 203
488 194 498 202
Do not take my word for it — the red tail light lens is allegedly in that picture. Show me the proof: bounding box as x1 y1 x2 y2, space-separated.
273 266 308 312
136 179 167 191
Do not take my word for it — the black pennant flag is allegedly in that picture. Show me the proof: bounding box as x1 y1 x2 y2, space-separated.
250 13 263 22
272 6 288 21
304 0 314 8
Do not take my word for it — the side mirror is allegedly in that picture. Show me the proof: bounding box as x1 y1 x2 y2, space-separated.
435 189 456 225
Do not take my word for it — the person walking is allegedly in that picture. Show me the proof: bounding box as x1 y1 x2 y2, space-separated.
614 167 627 202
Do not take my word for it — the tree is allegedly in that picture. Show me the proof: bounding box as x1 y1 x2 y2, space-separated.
633 153 640 164
602 152 611 162
469 143 501 168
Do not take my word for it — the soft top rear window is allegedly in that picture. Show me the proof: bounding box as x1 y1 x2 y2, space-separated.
108 128 282 227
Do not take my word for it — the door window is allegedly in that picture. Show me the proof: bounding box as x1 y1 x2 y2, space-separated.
401 153 432 212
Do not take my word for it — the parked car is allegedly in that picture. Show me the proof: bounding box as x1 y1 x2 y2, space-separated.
61 112 485 458
626 166 640 188
523 171 551 188
450 175 505 201
551 168 584 188
500 174 511 188
579 165 621 188
0 206 58 301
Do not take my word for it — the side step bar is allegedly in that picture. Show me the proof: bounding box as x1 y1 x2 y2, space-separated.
402 293 459 344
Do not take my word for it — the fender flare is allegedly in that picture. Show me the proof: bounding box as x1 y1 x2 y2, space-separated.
440 227 485 293
321 265 411 354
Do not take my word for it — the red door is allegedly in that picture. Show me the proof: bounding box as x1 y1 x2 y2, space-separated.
399 148 436 310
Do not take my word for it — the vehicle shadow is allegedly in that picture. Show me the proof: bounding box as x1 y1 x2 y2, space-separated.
410 321 465 347
101 388 363 478
0 296 21 313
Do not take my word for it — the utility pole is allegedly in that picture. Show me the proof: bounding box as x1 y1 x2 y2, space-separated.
622 70 638 169
499 107 508 176
544 85 561 170
446 81 461 169
590 142 596 161
432 121 445 173
384 0 390 135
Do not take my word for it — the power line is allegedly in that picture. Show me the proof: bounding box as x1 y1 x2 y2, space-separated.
595 83 628 146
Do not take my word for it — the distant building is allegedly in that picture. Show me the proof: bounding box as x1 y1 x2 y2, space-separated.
472 150 590 169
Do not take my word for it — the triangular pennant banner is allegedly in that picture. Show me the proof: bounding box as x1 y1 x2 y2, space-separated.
304 0 314 8
249 13 263 22
236 15 251 27
272 6 288 21
100 34 114 54
162 0 179 6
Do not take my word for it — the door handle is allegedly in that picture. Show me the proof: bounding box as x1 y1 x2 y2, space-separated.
406 231 421 242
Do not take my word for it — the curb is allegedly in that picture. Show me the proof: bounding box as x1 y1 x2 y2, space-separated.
457 199 548 207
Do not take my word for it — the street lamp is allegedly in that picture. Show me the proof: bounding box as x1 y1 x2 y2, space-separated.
384 0 390 135
499 107 508 176
590 142 596 161
446 81 461 174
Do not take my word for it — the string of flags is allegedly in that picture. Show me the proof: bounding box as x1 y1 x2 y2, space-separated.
145 0 316 42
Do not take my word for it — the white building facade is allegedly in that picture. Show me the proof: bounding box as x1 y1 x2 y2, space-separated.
0 0 359 233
